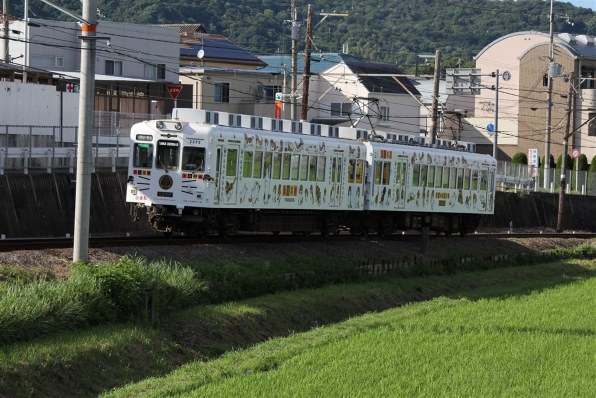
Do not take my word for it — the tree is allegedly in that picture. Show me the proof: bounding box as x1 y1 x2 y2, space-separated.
511 152 527 165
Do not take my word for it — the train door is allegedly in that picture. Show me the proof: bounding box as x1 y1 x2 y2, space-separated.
393 156 408 209
329 154 342 207
215 143 239 205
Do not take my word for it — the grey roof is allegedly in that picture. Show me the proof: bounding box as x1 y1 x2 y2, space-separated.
181 34 266 67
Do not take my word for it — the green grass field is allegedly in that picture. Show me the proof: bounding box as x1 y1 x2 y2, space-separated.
103 259 596 398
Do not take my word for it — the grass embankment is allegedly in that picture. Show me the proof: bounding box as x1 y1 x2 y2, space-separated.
0 244 595 397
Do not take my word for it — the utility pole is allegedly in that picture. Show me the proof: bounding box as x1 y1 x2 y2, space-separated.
300 4 313 122
556 74 575 232
544 0 555 189
290 0 298 121
1 0 8 63
429 49 441 145
73 0 97 263
493 69 499 160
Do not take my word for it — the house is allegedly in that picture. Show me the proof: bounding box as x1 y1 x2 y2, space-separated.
446 31 596 162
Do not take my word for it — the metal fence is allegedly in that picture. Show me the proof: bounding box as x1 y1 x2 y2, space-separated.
1 112 596 196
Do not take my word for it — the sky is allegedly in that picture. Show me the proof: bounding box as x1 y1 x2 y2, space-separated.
566 0 595 11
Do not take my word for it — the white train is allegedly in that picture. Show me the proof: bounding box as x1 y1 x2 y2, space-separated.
126 109 496 236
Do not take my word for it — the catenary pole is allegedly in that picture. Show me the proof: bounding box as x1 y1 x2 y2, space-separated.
556 74 574 232
1 0 8 63
73 0 97 263
429 49 441 145
290 0 298 121
544 0 555 189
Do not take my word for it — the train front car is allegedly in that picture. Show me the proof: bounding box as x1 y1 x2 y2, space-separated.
365 141 497 236
126 120 217 235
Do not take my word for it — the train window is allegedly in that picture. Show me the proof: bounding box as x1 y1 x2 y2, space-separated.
253 151 263 178
449 167 457 189
317 157 326 182
374 161 382 185
282 153 291 180
264 152 273 178
427 165 435 188
156 140 179 170
226 148 238 177
382 162 390 185
471 169 479 190
420 165 428 187
480 170 488 190
309 156 317 181
181 147 205 171
291 154 300 180
133 143 153 168
463 169 471 190
348 159 356 183
335 158 342 183
412 164 420 186
300 155 308 181
434 165 442 187
243 151 254 178
355 160 364 184
273 153 281 179
456 168 464 189
442 167 450 188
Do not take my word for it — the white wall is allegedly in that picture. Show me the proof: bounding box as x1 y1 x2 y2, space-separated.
0 81 79 126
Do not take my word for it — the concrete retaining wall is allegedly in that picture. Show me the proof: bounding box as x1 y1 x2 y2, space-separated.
0 171 594 238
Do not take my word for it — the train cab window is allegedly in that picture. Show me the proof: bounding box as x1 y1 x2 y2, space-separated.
317 156 326 182
243 151 254 178
133 143 153 168
156 140 179 170
291 154 300 180
282 154 291 180
226 148 238 177
471 169 479 190
374 161 382 185
272 153 281 179
412 164 420 186
181 147 205 171
300 155 308 181
463 169 471 189
334 158 342 183
253 151 263 178
427 165 435 188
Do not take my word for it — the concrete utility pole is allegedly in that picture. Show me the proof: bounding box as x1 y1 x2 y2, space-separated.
429 49 441 145
557 74 575 232
1 0 8 63
544 0 555 189
300 4 313 122
493 69 499 160
73 0 97 263
290 0 298 120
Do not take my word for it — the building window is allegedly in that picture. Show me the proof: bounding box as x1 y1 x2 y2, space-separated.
331 102 351 116
264 85 282 101
215 82 230 103
144 63 166 79
588 113 596 137
31 55 63 67
105 60 123 76
379 106 390 121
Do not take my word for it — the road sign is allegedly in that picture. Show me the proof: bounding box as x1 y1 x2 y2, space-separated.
166 85 183 100
571 148 580 159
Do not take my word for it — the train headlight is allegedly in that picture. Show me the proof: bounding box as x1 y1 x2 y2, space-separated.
131 187 137 195
174 122 182 130
156 121 165 130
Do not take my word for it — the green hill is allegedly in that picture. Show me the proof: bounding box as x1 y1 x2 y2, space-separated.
8 0 596 71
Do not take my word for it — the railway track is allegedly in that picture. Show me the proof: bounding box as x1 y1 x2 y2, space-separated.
1 231 595 252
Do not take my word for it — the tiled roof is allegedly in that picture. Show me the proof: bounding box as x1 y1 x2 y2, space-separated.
181 34 266 67
159 23 206 35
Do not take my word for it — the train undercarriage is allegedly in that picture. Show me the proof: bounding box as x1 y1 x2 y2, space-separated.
130 204 480 237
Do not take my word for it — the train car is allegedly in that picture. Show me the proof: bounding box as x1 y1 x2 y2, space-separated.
126 109 496 236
